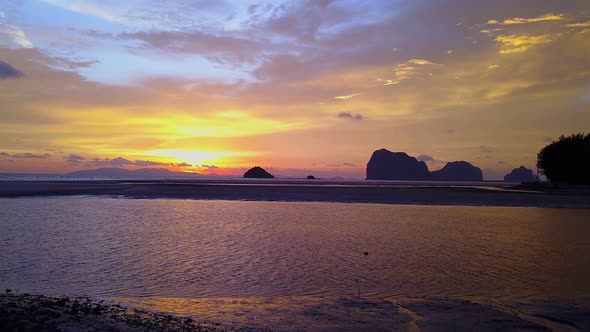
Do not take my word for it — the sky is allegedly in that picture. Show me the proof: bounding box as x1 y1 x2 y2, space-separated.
0 0 589 179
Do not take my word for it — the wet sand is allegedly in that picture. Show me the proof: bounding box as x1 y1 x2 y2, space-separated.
0 292 238 332
124 295 590 331
3 292 590 331
1 180 589 208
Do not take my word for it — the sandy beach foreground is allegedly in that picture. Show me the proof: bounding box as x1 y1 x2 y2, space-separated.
3 292 590 331
1 180 589 208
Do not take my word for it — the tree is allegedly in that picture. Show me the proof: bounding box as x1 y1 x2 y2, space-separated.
537 133 590 185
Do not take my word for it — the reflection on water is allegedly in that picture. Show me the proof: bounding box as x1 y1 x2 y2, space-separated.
0 198 589 301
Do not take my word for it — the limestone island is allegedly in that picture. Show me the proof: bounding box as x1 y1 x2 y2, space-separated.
366 148 483 181
243 166 274 179
504 166 536 183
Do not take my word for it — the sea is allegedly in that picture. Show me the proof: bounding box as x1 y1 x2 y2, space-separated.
1 195 589 330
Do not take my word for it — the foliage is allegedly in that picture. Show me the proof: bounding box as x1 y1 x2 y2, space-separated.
537 133 590 185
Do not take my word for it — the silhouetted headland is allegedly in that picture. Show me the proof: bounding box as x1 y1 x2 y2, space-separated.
537 133 590 185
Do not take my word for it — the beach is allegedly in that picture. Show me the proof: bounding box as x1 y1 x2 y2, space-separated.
0 179 589 208
0 292 236 332
3 292 590 331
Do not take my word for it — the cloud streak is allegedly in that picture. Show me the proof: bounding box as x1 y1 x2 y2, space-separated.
337 112 363 120
488 14 565 25
12 153 51 159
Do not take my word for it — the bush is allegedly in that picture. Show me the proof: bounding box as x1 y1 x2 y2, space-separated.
537 133 590 185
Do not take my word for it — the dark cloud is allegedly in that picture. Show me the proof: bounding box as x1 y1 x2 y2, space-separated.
171 162 192 167
89 157 133 167
12 153 51 159
447 129 456 134
111 157 133 166
479 145 495 153
0 60 24 79
337 112 363 120
134 160 169 166
88 157 171 167
326 163 358 167
0 152 9 157
201 164 218 169
65 154 85 164
417 154 434 162
497 160 505 164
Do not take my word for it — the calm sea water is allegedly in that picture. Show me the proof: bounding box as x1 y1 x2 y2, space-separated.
0 198 589 301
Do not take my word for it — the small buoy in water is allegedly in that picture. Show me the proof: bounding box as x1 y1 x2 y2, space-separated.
363 252 369 256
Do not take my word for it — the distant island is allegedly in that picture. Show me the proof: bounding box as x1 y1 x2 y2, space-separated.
366 148 483 181
504 166 536 183
243 166 274 178
366 149 430 180
431 161 483 182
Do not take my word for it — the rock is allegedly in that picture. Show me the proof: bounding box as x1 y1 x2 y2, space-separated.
504 166 536 183
366 149 430 180
306 175 316 180
431 161 483 181
243 166 274 179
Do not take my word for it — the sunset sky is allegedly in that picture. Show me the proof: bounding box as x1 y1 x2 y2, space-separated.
0 0 589 179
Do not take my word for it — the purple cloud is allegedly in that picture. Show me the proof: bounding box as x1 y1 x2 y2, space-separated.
12 153 50 159
65 154 85 164
417 154 434 162
134 160 169 166
0 60 24 79
337 112 363 120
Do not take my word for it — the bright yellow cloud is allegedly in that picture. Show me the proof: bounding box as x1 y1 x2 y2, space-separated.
408 59 433 65
489 14 564 25
495 34 558 54
380 59 436 86
334 93 360 100
566 20 590 28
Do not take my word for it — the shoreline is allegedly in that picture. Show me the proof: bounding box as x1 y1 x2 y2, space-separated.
1 180 589 208
3 292 590 331
0 292 239 332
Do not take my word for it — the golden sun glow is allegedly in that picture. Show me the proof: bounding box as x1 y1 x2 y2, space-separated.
146 150 233 167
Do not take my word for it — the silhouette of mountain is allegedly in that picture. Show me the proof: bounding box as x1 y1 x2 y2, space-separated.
431 161 483 181
244 166 274 178
504 166 536 183
366 149 430 180
67 167 202 178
